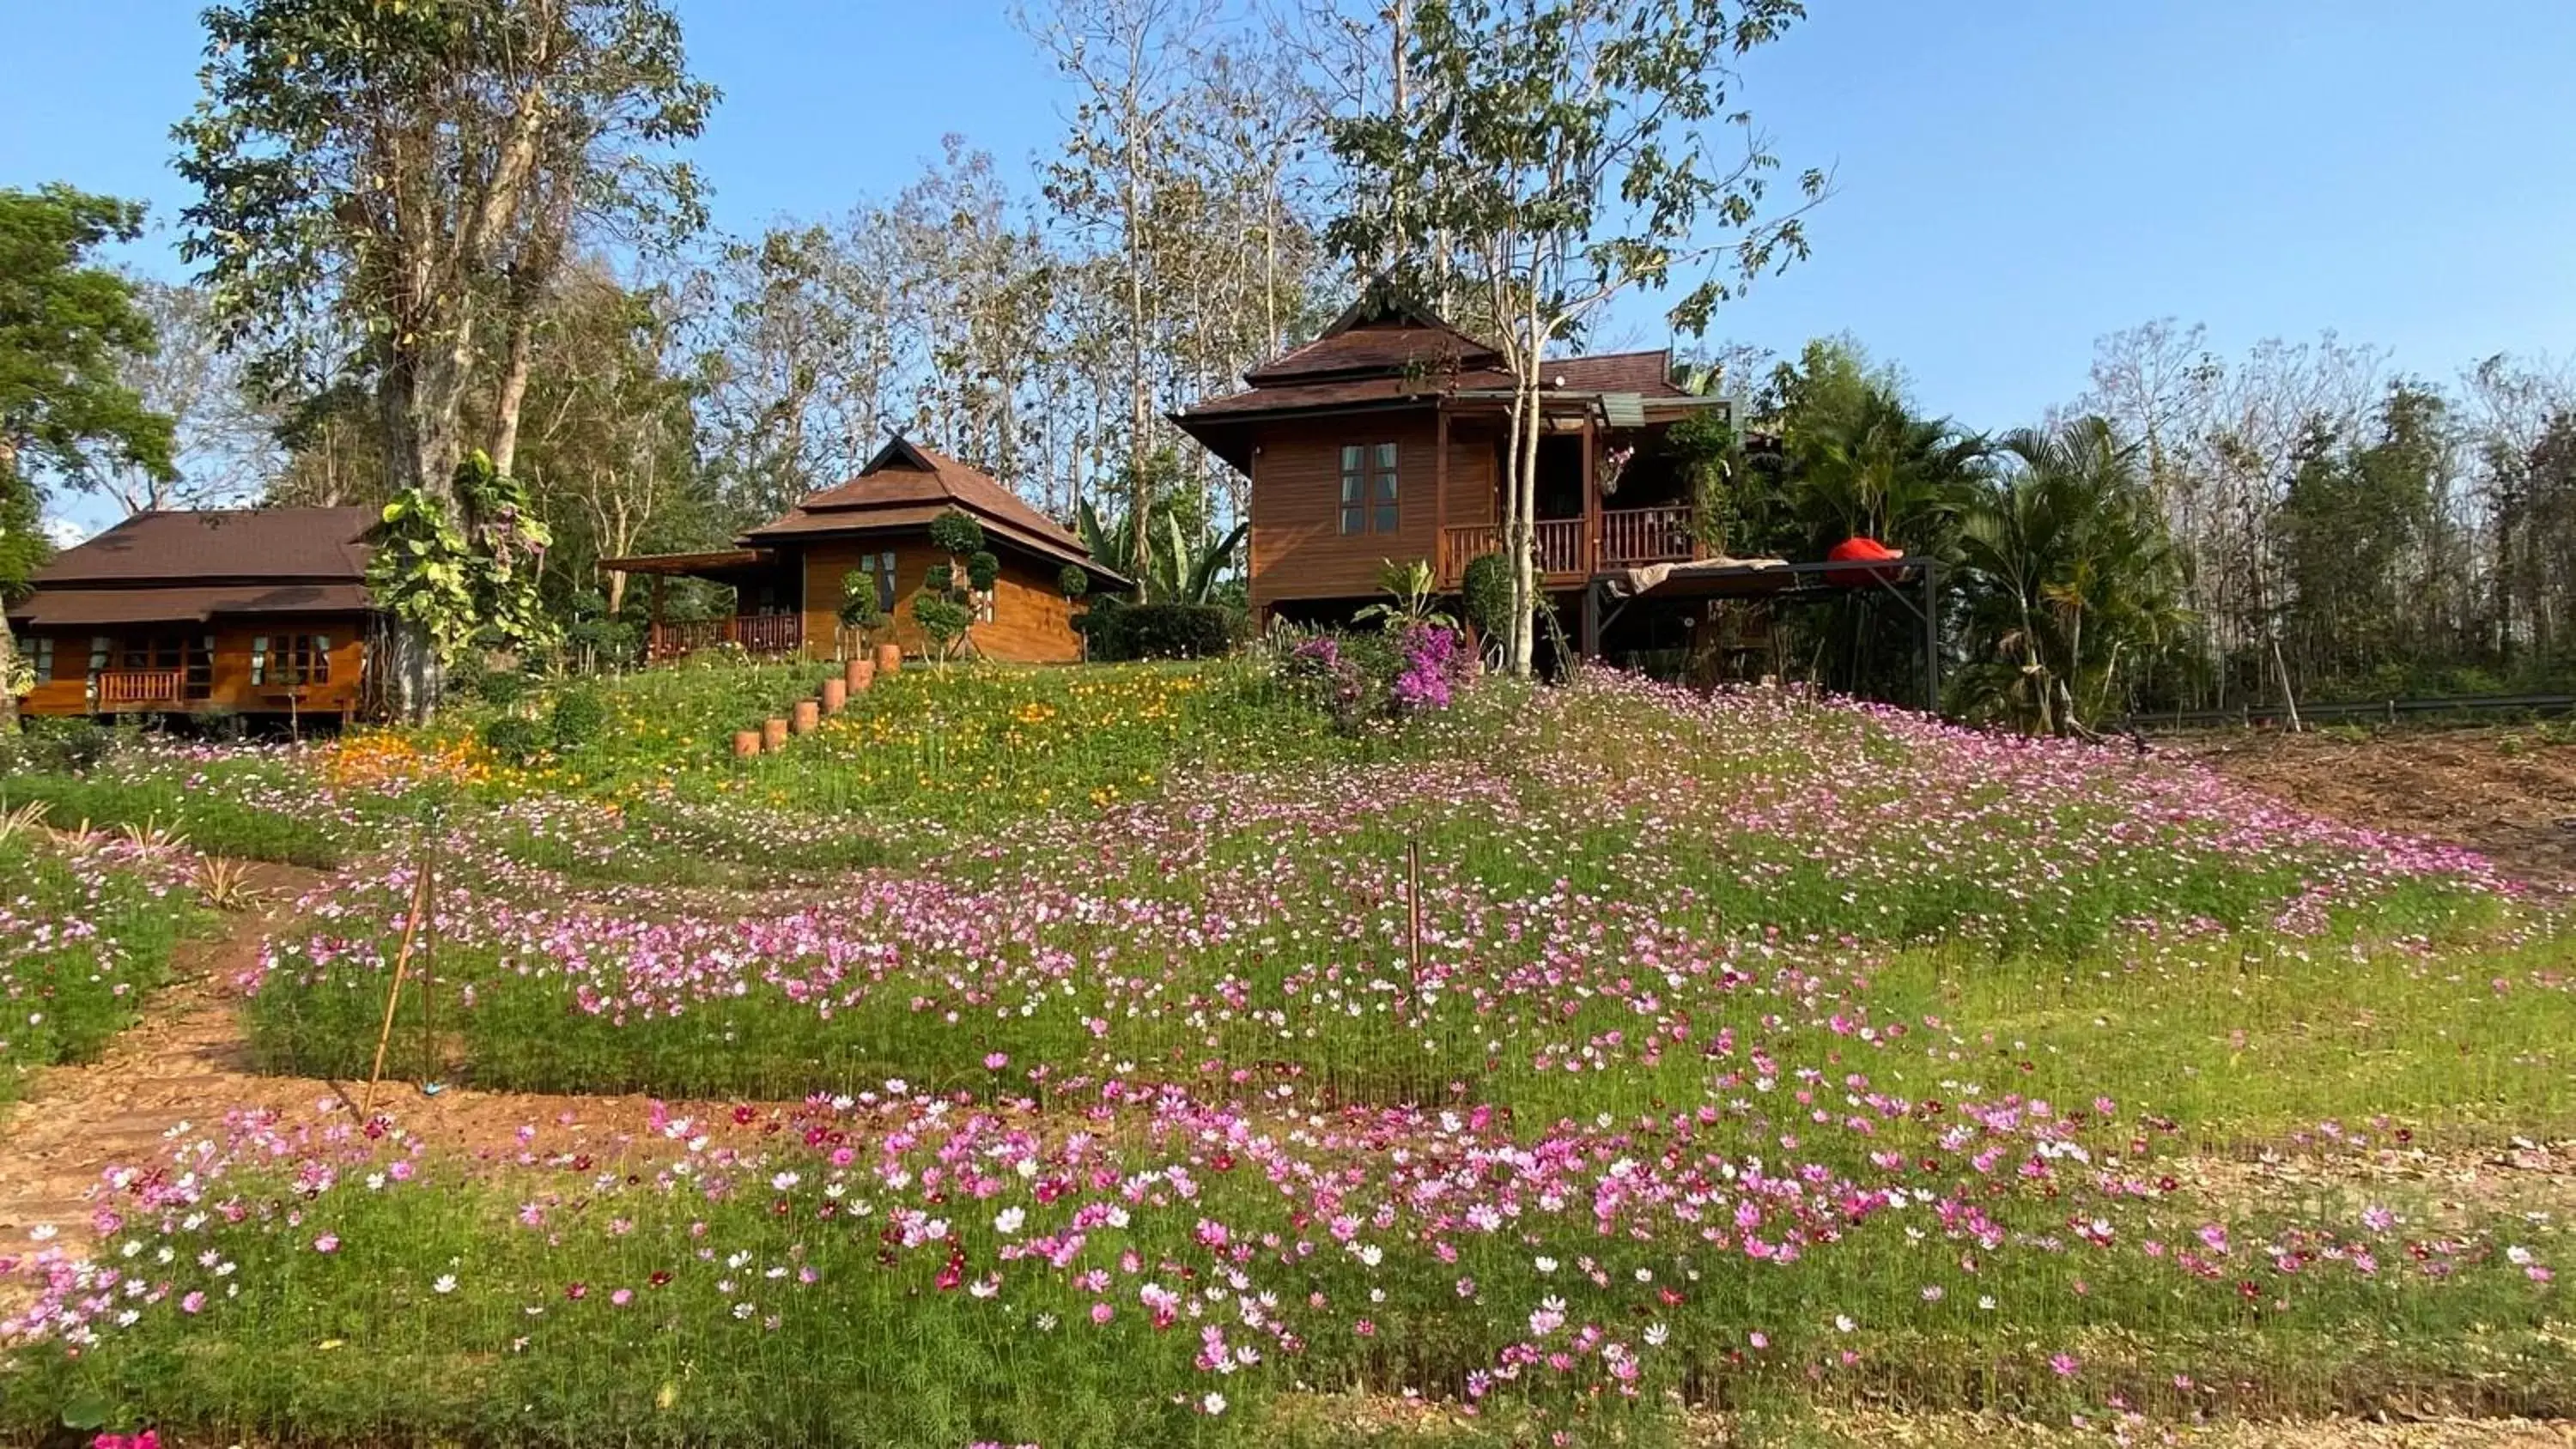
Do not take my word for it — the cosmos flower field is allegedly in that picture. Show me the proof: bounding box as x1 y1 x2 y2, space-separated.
3 662 2571 1446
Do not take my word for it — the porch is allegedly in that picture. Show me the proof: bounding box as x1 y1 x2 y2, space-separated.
1434 504 1701 587
598 548 811 664
645 612 806 662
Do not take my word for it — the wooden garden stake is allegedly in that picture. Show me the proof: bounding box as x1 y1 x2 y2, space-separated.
1406 839 1425 989
361 853 432 1116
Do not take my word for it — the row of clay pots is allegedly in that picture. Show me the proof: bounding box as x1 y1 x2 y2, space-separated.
732 645 904 757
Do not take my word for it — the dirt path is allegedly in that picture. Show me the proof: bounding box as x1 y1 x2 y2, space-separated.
0 863 714 1256
2176 727 2576 887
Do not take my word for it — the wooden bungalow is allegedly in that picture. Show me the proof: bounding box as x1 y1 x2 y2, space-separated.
1171 290 1741 657
6 507 379 720
606 437 1127 664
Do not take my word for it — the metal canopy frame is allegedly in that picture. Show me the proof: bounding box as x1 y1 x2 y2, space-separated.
1584 555 1944 713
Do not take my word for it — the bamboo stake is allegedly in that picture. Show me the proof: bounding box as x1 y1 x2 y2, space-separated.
360 857 432 1117
1406 838 1425 991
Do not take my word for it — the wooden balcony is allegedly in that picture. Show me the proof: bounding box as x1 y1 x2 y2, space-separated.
1437 506 1700 586
94 669 188 708
647 613 805 662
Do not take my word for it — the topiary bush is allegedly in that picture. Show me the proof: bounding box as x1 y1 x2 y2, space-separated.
548 688 609 751
480 714 545 765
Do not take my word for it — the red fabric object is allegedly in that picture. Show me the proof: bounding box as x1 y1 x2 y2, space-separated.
1824 536 1904 587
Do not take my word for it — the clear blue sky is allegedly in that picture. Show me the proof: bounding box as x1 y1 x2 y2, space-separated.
6 0 2573 528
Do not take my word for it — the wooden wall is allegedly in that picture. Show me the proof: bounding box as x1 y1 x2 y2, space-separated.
1246 411 1497 617
795 532 1082 664
16 616 372 718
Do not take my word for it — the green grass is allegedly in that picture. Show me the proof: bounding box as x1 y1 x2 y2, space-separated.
0 772 346 869
14 661 2576 1446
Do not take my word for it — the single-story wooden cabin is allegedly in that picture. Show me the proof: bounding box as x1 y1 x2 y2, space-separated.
7 507 378 720
606 437 1127 664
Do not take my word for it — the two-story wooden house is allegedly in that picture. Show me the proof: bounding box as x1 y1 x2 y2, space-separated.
1173 291 1737 655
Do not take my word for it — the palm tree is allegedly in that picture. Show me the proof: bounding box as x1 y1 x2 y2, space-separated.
1954 417 2186 733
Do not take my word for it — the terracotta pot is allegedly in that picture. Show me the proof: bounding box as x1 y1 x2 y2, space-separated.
844 657 875 692
791 700 820 735
874 642 902 676
762 718 789 751
820 678 848 714
732 730 762 758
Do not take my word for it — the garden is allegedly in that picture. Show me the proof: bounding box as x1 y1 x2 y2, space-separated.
0 648 2569 1448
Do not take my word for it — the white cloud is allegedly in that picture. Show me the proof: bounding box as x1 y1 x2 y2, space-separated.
42 514 94 549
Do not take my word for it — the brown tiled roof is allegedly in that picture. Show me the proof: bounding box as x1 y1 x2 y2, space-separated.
32 507 376 585
1548 349 1685 397
1245 321 1501 385
11 582 374 628
738 439 1125 586
1181 366 1519 421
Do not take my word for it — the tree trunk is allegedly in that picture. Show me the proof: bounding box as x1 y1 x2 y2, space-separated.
2 437 22 732
489 305 538 482
383 618 443 726
0 610 19 735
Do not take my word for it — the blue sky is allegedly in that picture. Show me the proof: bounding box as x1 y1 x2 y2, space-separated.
6 0 2573 534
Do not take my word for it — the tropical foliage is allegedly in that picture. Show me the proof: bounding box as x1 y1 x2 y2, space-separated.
1953 419 2182 733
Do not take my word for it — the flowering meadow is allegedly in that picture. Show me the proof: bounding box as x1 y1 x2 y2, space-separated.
3 664 2572 1446
0 827 201 1104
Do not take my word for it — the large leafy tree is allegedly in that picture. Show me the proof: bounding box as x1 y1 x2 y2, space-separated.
175 0 715 512
1327 0 1823 676
1954 417 2183 735
0 186 178 731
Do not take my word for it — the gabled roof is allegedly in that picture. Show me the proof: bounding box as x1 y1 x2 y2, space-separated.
739 437 1123 585
1175 286 1698 470
31 507 376 587
1243 290 1502 385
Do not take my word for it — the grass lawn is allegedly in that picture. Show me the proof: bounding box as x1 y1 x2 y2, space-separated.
2 658 2569 1447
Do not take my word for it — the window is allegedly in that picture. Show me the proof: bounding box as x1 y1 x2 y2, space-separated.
860 549 898 612
31 636 53 683
186 635 214 700
251 634 329 688
119 635 185 673
282 634 331 687
1340 443 1399 534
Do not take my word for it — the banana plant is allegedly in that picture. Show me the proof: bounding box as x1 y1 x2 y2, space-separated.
1078 499 1245 604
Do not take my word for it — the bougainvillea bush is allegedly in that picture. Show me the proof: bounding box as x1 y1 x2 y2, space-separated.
3 665 2573 1446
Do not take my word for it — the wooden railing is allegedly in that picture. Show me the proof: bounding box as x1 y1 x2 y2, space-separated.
94 669 187 708
1600 505 1697 569
648 614 805 662
1437 506 1698 584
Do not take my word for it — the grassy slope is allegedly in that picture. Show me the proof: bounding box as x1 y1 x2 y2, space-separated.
6 663 2573 1447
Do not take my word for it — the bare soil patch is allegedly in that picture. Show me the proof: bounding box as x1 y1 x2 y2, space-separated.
2173 727 2576 887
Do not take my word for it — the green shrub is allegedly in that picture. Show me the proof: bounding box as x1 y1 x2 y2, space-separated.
548 688 609 750
21 716 115 773
1079 602 1240 661
1058 565 1091 601
480 714 544 765
1459 552 1513 641
927 509 987 558
477 670 530 709
966 549 1001 592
